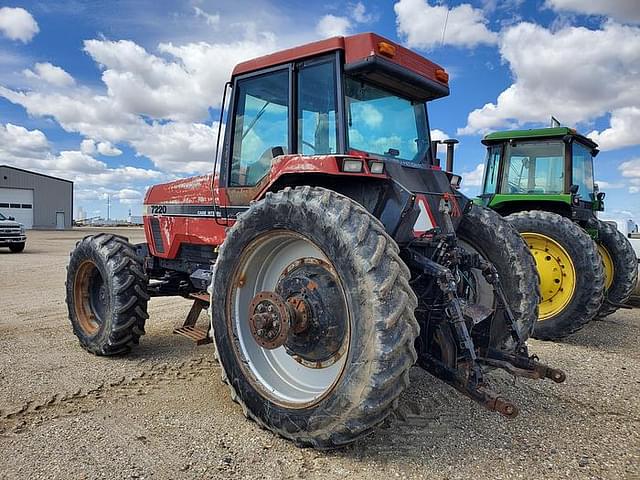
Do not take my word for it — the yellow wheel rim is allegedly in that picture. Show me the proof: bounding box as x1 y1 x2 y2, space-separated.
523 232 576 321
597 243 614 290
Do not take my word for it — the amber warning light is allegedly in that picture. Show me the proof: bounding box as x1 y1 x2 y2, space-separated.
435 68 449 84
377 41 397 58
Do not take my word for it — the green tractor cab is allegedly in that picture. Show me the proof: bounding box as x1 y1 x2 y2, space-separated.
477 127 637 340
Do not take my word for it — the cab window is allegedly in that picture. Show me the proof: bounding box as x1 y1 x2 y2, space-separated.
501 141 564 194
572 142 595 200
230 69 289 186
297 60 337 155
483 145 501 195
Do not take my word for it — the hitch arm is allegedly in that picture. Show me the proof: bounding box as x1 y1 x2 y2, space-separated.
480 349 566 383
420 354 519 418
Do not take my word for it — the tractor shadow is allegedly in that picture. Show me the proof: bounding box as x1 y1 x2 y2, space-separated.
330 367 581 464
559 311 638 352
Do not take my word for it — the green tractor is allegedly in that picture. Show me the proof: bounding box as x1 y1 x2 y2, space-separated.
476 127 638 340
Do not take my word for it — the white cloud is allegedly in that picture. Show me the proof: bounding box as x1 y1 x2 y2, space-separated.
0 122 164 192
23 62 75 87
0 7 39 43
115 188 143 205
430 129 451 154
193 6 220 26
546 0 640 24
351 2 376 24
80 139 96 155
588 107 640 151
315 3 378 39
619 158 640 193
0 123 48 156
359 104 383 128
460 163 485 187
394 0 498 49
83 36 276 123
316 14 352 38
130 121 218 173
97 141 122 156
81 138 122 156
595 180 624 189
459 21 640 149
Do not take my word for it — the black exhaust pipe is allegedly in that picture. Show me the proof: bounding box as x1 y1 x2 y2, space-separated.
443 138 459 172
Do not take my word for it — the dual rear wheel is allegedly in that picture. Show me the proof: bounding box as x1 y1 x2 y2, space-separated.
507 211 637 340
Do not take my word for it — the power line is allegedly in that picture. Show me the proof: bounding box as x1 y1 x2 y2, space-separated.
441 8 450 47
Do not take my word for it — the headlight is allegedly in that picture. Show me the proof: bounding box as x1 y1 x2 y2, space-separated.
342 159 363 173
20 226 25 234
369 161 384 174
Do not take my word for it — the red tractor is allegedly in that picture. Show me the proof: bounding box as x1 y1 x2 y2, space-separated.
66 33 565 448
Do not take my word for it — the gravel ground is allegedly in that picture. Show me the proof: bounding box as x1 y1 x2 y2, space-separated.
0 228 638 480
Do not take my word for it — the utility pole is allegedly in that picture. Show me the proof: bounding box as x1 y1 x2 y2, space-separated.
107 195 111 220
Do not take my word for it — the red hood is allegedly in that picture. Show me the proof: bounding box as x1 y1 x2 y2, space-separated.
144 174 213 205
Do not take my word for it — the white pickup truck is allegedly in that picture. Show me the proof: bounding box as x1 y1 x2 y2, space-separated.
0 212 27 253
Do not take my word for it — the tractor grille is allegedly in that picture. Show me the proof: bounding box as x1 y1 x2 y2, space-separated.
150 217 165 253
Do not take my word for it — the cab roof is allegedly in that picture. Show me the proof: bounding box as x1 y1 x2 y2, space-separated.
231 32 449 100
482 127 598 149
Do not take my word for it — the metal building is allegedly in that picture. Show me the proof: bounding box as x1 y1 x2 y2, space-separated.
0 165 73 229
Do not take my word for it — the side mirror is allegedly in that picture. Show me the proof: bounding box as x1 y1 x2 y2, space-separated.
569 184 579 194
8 216 15 221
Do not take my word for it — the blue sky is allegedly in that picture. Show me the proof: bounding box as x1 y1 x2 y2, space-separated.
0 0 639 225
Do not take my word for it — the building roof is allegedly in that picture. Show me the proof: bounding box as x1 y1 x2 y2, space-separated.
0 164 74 184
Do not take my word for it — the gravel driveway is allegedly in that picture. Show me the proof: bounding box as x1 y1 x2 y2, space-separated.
0 228 638 479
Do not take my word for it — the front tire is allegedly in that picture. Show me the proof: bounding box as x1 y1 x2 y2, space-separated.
595 219 638 317
66 233 149 355
9 242 25 253
506 211 605 340
210 186 419 448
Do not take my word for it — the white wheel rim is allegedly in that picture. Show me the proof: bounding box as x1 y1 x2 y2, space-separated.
228 231 350 408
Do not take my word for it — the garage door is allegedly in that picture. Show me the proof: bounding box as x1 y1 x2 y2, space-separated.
0 188 34 229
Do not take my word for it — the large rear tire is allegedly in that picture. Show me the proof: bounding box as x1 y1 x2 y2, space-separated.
66 233 149 355
595 219 638 317
506 211 604 340
210 186 419 448
457 205 539 349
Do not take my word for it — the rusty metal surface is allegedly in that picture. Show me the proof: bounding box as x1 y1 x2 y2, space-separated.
189 292 211 303
248 291 291 350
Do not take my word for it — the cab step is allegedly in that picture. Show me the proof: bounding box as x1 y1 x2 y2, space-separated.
173 325 212 345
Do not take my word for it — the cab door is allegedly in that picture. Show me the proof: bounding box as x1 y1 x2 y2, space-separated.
219 66 291 212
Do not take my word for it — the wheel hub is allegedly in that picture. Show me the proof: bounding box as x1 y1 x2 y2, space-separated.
277 258 348 368
248 292 291 349
246 257 348 368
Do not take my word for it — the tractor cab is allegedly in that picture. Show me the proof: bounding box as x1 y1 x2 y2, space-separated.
221 32 450 185
478 127 603 222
